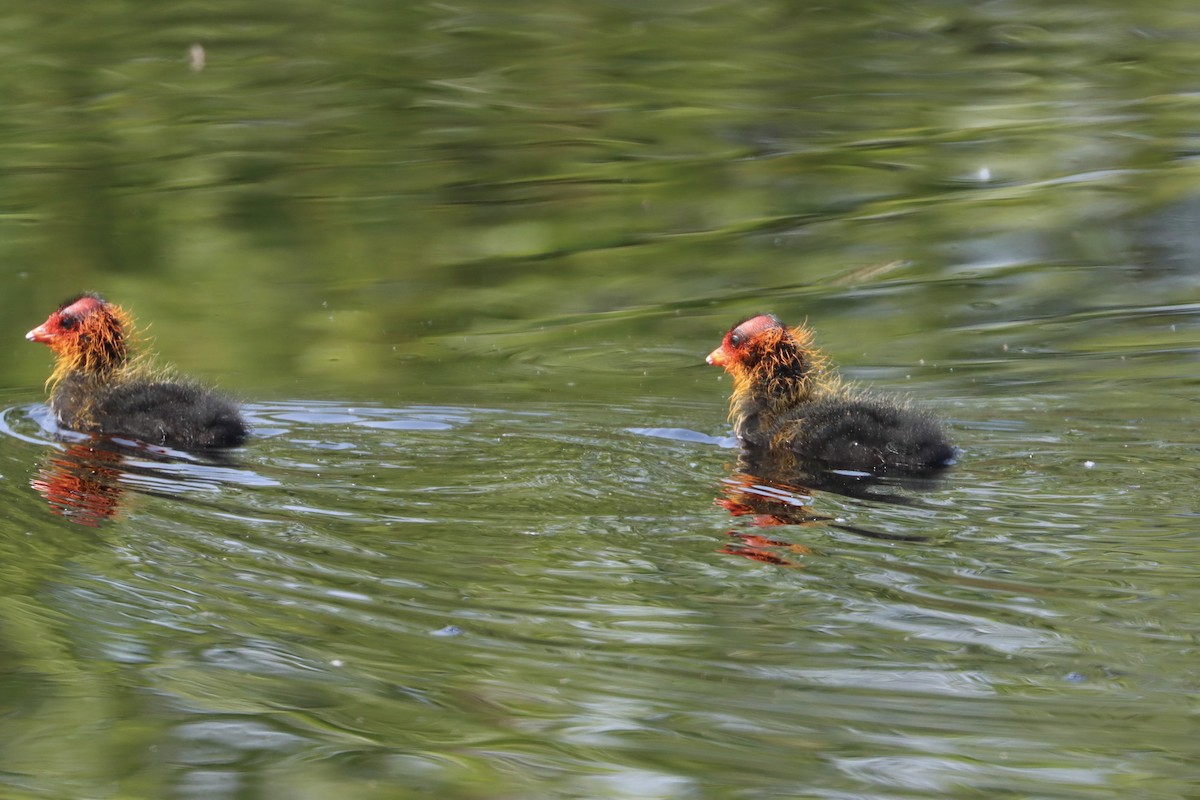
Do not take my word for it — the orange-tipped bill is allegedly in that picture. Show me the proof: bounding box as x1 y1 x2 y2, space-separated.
26 322 55 343
706 346 730 368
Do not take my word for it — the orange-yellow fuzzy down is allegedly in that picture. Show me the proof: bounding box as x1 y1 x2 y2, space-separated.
26 294 139 391
707 314 836 425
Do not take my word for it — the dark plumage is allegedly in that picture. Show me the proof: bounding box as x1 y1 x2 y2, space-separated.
707 314 954 475
27 293 249 449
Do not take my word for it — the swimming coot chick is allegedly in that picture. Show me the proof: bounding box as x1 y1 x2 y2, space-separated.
707 314 954 475
27 293 249 449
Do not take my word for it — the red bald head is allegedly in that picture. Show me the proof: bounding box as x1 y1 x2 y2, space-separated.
706 314 787 370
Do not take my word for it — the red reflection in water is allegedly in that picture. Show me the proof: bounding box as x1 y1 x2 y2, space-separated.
716 474 828 566
715 456 943 564
31 444 125 527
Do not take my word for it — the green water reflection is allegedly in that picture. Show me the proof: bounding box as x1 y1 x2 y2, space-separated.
3 0 1200 798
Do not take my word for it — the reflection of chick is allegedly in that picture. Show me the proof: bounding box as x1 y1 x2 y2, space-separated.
707 314 954 475
31 444 125 528
27 293 248 449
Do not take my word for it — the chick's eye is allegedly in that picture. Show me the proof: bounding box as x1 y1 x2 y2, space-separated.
729 333 743 347
58 315 77 331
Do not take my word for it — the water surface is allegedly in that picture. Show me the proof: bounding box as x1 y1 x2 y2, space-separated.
3 1 1200 798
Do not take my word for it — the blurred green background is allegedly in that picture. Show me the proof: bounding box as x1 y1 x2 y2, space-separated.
6 0 1198 403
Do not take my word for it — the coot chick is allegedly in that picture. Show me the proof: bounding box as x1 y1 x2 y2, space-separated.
707 314 953 475
27 293 248 449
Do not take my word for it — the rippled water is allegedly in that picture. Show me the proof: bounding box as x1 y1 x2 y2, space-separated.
4 0 1200 798
5 353 1199 797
